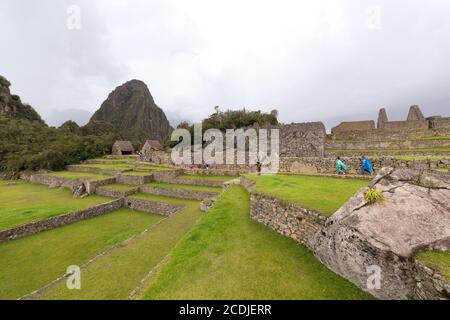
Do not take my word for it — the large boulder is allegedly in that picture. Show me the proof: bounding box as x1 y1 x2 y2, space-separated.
312 168 450 299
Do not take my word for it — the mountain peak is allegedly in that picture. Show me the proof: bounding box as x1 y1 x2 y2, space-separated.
88 79 172 143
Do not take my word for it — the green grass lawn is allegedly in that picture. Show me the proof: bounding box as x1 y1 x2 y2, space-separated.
100 183 137 191
48 171 112 181
415 251 450 282
0 181 111 231
144 182 222 193
36 199 203 300
246 174 368 217
143 186 372 300
178 174 236 182
0 208 163 299
76 163 135 171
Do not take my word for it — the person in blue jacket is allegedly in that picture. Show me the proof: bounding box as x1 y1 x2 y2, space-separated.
335 157 348 175
361 156 374 175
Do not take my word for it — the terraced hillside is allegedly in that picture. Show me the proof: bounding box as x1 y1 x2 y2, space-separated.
0 156 378 300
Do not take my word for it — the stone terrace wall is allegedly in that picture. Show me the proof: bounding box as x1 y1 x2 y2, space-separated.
250 193 325 249
29 174 83 190
279 156 449 175
28 174 116 195
326 139 450 151
95 187 138 198
429 117 450 130
116 173 153 185
139 185 217 201
0 199 123 243
383 120 429 131
279 122 326 157
124 197 183 216
66 165 129 176
331 121 375 134
330 127 450 141
152 170 225 187
413 260 450 300
182 168 242 176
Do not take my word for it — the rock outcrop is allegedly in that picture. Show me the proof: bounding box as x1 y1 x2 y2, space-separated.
88 80 172 143
312 168 450 299
0 75 42 122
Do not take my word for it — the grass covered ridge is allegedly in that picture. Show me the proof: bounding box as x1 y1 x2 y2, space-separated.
143 186 372 300
246 174 368 217
0 180 110 231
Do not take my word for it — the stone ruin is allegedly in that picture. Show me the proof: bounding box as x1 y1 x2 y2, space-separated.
141 105 450 174
331 105 450 140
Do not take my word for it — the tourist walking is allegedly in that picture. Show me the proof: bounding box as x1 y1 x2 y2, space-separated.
335 157 348 175
361 156 374 176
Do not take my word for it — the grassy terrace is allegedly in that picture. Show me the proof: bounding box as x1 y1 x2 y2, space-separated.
100 183 137 191
76 163 135 171
0 208 163 299
178 174 236 182
144 182 223 193
415 251 450 282
92 157 137 163
245 174 368 217
0 181 110 231
327 147 450 153
144 186 372 300
121 171 153 176
36 198 203 299
135 165 173 171
129 193 194 205
48 171 112 181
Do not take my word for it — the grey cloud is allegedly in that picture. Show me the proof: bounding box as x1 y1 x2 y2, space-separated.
0 0 449 131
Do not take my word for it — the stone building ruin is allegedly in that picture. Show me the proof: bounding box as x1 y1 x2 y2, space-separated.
112 140 135 155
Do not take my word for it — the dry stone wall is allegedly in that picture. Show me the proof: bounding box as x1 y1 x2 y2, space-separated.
95 187 138 198
0 199 123 243
250 193 325 249
66 165 128 176
124 197 183 216
279 122 326 157
116 173 153 185
413 261 450 300
279 156 449 175
139 185 217 201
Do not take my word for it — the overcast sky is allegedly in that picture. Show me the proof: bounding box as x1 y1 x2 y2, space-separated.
1 0 449 130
